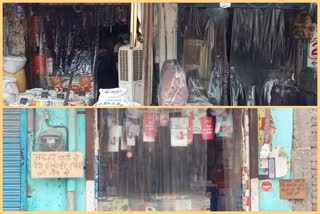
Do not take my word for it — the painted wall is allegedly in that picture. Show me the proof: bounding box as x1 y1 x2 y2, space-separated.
258 109 293 211
26 109 86 211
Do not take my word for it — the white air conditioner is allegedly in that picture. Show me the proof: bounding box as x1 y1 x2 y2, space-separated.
118 43 143 104
183 39 209 80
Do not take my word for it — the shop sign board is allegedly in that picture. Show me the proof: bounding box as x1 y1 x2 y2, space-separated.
307 24 317 68
280 179 306 200
31 151 84 178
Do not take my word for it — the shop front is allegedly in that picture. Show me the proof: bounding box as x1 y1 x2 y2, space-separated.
3 108 315 211
3 3 317 106
3 108 90 211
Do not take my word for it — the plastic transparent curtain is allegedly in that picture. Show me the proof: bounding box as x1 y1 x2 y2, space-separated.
97 108 243 211
98 108 208 211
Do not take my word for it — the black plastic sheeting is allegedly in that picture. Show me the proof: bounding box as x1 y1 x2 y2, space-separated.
229 8 312 106
39 6 98 76
180 5 316 106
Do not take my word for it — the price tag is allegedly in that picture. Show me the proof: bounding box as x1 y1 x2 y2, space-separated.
57 94 65 100
41 91 49 98
20 98 28 105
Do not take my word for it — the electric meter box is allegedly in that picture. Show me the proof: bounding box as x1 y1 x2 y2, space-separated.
37 129 66 151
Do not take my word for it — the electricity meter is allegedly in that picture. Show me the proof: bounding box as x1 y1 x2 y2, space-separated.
36 128 66 151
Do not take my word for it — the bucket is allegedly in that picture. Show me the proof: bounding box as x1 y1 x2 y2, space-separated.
33 97 49 106
26 88 43 96
50 98 65 106
3 56 27 74
3 76 19 95
3 92 16 105
68 98 85 106
4 69 27 92
79 95 90 106
9 102 28 107
16 93 34 106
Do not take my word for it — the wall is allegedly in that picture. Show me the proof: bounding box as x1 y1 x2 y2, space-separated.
26 109 86 211
291 109 317 211
258 109 293 211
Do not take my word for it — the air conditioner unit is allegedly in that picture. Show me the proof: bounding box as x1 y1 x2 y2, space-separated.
118 43 143 104
183 39 210 80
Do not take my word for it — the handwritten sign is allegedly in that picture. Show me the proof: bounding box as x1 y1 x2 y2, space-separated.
280 179 306 200
31 152 84 178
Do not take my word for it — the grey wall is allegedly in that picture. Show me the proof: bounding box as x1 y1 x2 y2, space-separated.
291 108 317 211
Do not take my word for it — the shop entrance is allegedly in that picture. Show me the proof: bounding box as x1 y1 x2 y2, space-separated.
96 4 131 92
96 109 247 211
4 4 132 106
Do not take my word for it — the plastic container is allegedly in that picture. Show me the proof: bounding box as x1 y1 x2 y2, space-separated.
50 98 65 106
68 98 85 106
3 76 19 95
3 56 27 73
16 93 34 106
26 88 44 96
4 69 27 92
33 97 50 106
3 92 16 105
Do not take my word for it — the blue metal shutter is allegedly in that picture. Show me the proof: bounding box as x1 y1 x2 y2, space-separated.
3 109 27 211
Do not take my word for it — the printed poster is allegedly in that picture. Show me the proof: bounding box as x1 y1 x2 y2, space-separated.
170 117 188 147
143 112 157 142
108 126 122 152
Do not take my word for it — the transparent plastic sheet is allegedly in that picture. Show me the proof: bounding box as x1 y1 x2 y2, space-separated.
98 108 209 211
97 108 244 211
186 69 212 106
158 60 188 106
207 109 243 211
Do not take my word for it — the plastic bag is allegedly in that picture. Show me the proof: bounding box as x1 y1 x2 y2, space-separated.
158 60 188 106
229 67 245 106
186 69 211 106
207 56 224 105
